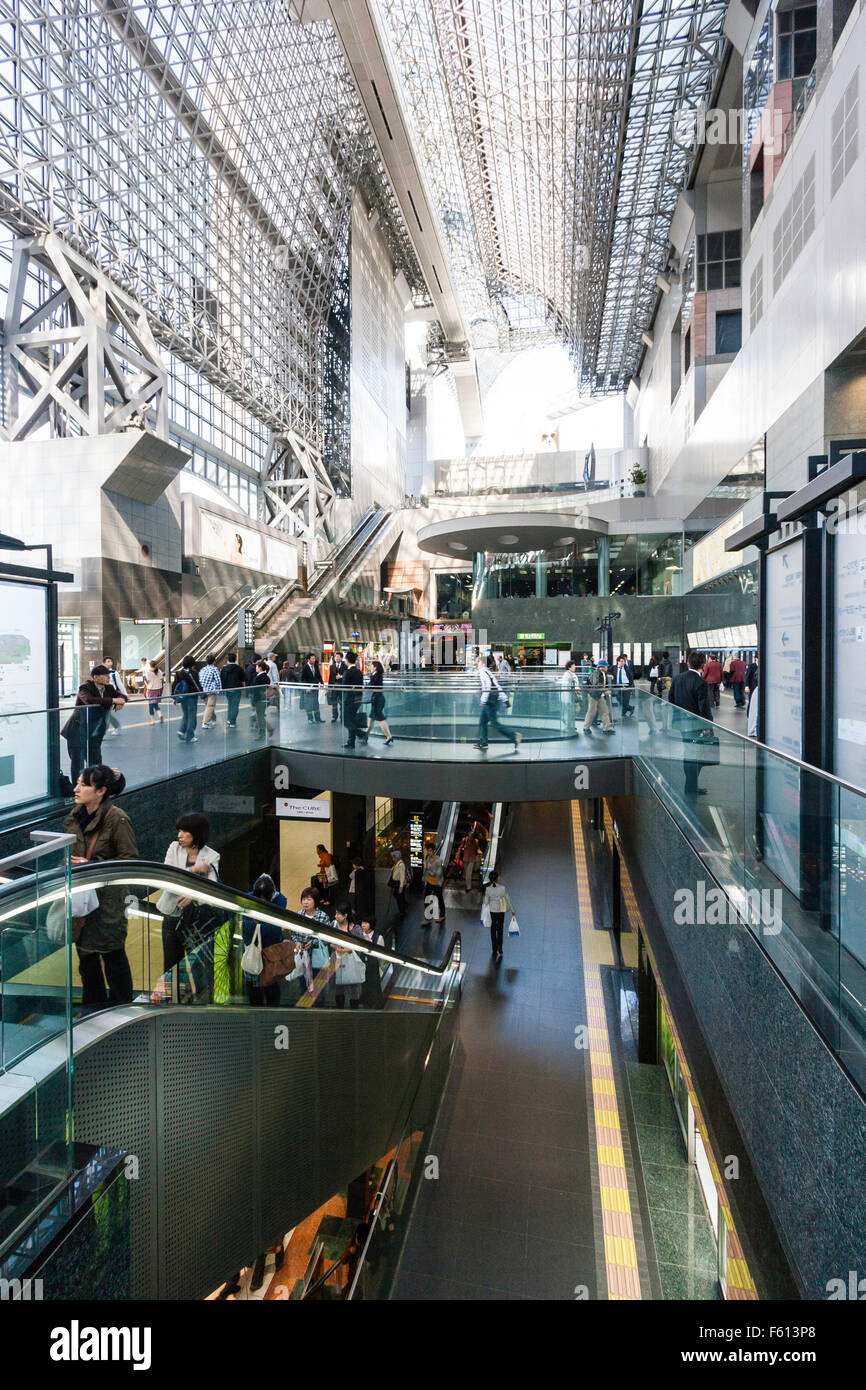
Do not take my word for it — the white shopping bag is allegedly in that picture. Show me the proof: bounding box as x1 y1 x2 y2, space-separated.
508 914 520 937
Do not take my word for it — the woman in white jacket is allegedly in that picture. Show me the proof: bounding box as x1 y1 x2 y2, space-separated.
152 812 221 1000
482 870 513 959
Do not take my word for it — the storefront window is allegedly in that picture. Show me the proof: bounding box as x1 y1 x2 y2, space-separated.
482 554 537 599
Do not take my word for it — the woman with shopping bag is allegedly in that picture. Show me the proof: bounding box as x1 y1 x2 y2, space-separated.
482 870 513 960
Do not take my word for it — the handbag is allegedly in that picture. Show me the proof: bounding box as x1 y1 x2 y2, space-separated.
311 939 330 969
335 949 365 986
46 886 100 945
259 938 297 988
241 923 263 979
324 862 338 884
508 914 520 937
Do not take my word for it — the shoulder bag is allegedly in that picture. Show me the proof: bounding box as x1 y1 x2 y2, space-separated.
241 923 263 979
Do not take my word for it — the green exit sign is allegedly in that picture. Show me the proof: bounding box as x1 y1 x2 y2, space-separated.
517 632 545 640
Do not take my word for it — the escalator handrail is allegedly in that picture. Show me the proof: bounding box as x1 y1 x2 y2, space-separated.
0 860 462 978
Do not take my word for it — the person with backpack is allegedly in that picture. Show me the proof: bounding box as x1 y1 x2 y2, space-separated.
173 658 202 742
474 655 522 752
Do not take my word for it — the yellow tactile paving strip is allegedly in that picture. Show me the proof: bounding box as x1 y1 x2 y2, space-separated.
570 803 643 1301
608 800 759 1301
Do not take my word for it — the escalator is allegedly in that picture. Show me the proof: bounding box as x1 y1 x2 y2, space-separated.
0 859 461 1299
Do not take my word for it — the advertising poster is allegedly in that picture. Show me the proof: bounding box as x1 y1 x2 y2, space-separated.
200 511 262 568
0 579 49 808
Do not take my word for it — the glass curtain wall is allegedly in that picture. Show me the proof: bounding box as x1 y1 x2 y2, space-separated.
610 534 683 596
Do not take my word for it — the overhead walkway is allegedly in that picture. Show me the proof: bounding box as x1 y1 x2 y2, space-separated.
0 855 461 1297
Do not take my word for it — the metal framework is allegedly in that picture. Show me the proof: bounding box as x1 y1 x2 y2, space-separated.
0 0 426 472
4 232 168 439
373 0 729 391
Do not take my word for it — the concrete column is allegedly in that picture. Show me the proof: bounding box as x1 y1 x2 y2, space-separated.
536 552 547 598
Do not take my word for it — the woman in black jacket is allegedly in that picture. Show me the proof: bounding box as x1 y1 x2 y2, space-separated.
300 653 324 723
364 660 394 744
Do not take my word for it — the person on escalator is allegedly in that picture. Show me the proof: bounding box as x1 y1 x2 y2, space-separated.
241 874 288 1007
153 813 221 1003
424 843 446 924
458 833 479 891
330 901 365 1008
293 887 331 1002
353 914 385 1009
62 765 138 1009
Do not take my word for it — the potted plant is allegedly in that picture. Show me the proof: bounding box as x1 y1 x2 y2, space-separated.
630 465 647 497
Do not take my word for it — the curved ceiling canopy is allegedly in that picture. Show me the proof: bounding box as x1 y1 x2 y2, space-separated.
417 511 606 558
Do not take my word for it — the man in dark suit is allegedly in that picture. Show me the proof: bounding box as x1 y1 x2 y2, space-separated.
327 649 348 723
669 651 714 798
342 650 367 749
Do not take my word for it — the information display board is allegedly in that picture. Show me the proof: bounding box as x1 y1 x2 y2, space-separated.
834 523 866 788
0 578 50 808
762 540 804 897
764 540 803 759
409 812 424 869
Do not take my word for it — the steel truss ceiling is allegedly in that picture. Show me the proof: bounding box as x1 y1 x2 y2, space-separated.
0 0 426 450
373 0 728 391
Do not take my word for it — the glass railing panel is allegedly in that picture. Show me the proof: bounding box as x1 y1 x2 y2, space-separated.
0 850 72 1074
741 744 842 1053
836 785 866 1089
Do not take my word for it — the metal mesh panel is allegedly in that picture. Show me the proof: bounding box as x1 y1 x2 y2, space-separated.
72 1023 156 1299
159 1013 256 1300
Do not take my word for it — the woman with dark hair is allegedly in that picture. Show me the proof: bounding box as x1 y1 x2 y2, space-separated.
364 659 394 745
153 813 220 1000
353 914 385 1009
62 765 138 1008
242 874 289 1006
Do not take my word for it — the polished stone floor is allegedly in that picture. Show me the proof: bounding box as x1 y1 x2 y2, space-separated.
390 801 719 1300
